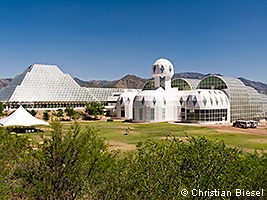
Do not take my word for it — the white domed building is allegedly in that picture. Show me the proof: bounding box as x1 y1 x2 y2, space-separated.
182 89 230 123
132 88 181 122
116 91 139 119
116 58 232 124
132 59 181 122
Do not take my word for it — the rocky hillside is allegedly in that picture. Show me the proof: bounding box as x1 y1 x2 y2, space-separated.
75 75 149 89
1 74 267 95
238 77 267 94
105 75 148 89
74 73 267 95
73 78 115 88
173 72 207 79
0 78 12 89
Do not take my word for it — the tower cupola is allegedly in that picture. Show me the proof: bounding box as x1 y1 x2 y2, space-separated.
152 58 174 90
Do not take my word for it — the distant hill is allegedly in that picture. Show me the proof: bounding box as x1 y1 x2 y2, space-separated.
74 75 148 89
105 74 148 89
1 74 267 95
173 72 207 79
73 78 115 88
74 73 267 95
238 77 267 95
0 78 12 89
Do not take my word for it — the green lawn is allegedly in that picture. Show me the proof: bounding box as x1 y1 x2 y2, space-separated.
26 120 267 152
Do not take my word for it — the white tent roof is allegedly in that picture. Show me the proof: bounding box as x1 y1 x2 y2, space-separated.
0 106 49 127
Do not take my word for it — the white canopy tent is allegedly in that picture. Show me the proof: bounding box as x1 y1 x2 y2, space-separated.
0 106 49 127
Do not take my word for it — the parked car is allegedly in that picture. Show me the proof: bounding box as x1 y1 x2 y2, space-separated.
249 120 258 128
233 120 251 128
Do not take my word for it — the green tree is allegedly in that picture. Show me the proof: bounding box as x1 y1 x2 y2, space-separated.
85 101 104 119
55 109 64 117
0 102 4 116
2 127 267 199
43 110 50 121
98 136 247 199
0 128 31 199
52 109 64 120
240 151 267 193
14 121 113 199
64 106 78 120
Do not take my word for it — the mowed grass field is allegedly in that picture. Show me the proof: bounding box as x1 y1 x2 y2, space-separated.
27 120 267 153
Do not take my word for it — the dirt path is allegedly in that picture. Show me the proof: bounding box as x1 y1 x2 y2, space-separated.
206 124 267 136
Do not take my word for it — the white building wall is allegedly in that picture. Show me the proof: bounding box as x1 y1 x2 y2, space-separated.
183 89 231 124
132 88 180 123
116 92 138 119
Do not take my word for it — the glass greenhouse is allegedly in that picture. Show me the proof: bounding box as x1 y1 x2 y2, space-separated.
197 75 266 122
171 78 200 90
0 64 101 109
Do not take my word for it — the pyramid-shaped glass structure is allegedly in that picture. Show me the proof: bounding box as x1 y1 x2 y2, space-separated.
0 64 96 107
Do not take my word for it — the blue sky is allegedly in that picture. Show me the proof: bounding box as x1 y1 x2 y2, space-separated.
1 0 267 84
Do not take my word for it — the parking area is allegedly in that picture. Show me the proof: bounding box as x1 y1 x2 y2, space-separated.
207 124 267 136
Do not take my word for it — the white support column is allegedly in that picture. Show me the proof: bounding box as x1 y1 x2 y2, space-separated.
154 76 160 88
165 76 172 91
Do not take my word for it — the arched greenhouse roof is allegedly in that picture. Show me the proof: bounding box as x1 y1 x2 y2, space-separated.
197 75 247 91
142 80 154 91
171 78 200 90
197 75 266 121
260 94 267 113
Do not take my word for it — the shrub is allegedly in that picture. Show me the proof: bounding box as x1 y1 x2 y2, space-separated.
85 102 104 119
14 121 114 199
42 110 50 121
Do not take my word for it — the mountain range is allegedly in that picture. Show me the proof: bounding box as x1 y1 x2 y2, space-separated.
74 73 267 95
0 78 12 89
1 73 267 95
